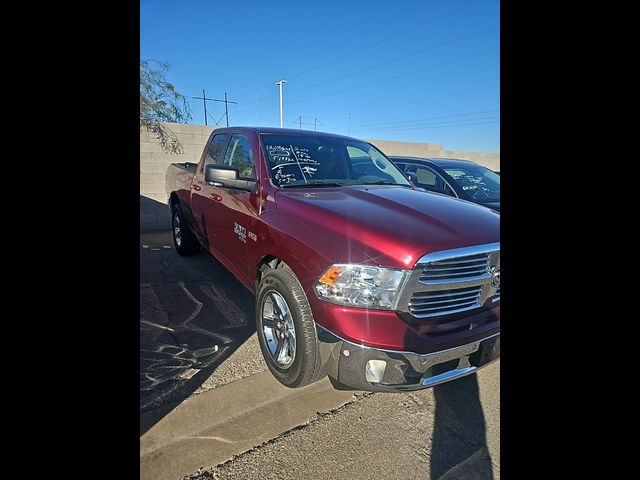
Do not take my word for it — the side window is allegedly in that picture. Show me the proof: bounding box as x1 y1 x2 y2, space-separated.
407 164 454 196
224 134 255 179
204 133 230 167
416 167 437 186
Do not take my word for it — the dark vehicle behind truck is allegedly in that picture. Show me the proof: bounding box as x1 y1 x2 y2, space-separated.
390 156 501 211
165 127 500 392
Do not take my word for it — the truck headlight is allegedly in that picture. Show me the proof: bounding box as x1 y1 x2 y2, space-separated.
315 264 408 309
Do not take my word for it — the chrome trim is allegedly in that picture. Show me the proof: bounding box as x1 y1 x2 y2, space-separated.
411 289 481 300
492 286 500 303
316 325 500 392
411 294 480 305
416 274 491 290
260 290 297 369
416 243 500 264
396 242 500 319
412 300 478 312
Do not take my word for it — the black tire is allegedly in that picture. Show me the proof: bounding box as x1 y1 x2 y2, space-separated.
256 266 326 388
171 203 200 256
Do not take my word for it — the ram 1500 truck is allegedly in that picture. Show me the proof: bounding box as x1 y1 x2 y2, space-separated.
164 127 500 392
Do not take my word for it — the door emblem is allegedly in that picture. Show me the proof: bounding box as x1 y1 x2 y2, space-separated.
234 222 247 243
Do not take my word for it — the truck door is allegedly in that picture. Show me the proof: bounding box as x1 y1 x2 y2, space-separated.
214 133 259 280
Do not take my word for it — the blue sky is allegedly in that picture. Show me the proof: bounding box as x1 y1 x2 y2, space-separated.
140 0 499 153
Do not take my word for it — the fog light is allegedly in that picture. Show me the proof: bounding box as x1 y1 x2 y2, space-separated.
365 360 387 383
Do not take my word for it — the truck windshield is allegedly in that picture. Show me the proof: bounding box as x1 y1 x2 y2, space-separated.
443 165 500 201
260 134 411 188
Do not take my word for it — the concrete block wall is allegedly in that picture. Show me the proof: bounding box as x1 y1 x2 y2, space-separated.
140 122 214 231
140 123 500 231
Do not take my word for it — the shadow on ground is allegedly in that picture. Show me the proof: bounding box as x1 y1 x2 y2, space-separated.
430 374 494 479
140 228 256 436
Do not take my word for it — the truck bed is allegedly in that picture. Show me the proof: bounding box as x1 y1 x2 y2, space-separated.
164 162 199 211
170 162 198 173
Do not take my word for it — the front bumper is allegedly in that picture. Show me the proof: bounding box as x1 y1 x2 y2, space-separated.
317 326 500 392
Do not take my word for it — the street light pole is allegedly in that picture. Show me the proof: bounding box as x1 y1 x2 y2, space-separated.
276 80 287 128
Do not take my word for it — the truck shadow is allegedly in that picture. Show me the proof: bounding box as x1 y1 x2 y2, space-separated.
140 226 258 436
429 374 494 479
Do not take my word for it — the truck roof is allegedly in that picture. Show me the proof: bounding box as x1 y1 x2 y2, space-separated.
210 126 359 141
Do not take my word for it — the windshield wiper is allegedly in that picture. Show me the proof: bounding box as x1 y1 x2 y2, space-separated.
280 181 344 188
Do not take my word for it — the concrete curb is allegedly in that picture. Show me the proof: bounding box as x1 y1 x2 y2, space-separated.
140 371 359 480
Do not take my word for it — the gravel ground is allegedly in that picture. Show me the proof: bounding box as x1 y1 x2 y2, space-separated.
193 334 266 393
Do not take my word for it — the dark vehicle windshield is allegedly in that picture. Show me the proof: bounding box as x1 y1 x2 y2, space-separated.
260 134 411 188
443 165 500 201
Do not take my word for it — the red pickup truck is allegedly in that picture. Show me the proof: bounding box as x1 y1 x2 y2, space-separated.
165 127 500 392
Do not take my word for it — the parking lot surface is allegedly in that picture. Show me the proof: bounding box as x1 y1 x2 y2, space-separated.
140 231 499 479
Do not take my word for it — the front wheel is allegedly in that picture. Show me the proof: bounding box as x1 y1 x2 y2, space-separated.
256 267 325 388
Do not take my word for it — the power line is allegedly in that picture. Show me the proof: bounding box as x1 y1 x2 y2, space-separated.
283 48 499 108
362 118 500 134
351 109 500 130
231 23 497 113
228 0 483 100
233 48 498 118
283 0 486 83
285 25 498 97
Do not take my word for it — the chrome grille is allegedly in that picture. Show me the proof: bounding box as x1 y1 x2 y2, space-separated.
409 286 482 317
396 242 500 321
420 253 489 284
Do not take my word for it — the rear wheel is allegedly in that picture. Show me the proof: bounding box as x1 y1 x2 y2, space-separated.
256 266 325 388
171 203 199 256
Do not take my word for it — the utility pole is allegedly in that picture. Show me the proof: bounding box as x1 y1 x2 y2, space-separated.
193 89 215 126
276 80 287 128
348 113 351 135
193 90 237 127
211 93 237 127
291 115 317 130
314 118 323 131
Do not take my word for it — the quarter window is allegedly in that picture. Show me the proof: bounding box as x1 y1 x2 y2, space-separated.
204 133 230 167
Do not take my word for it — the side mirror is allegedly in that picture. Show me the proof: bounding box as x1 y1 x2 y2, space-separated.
406 171 418 187
204 164 257 193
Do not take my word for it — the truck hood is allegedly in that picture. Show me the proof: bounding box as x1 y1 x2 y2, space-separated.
274 185 500 269
478 200 500 212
